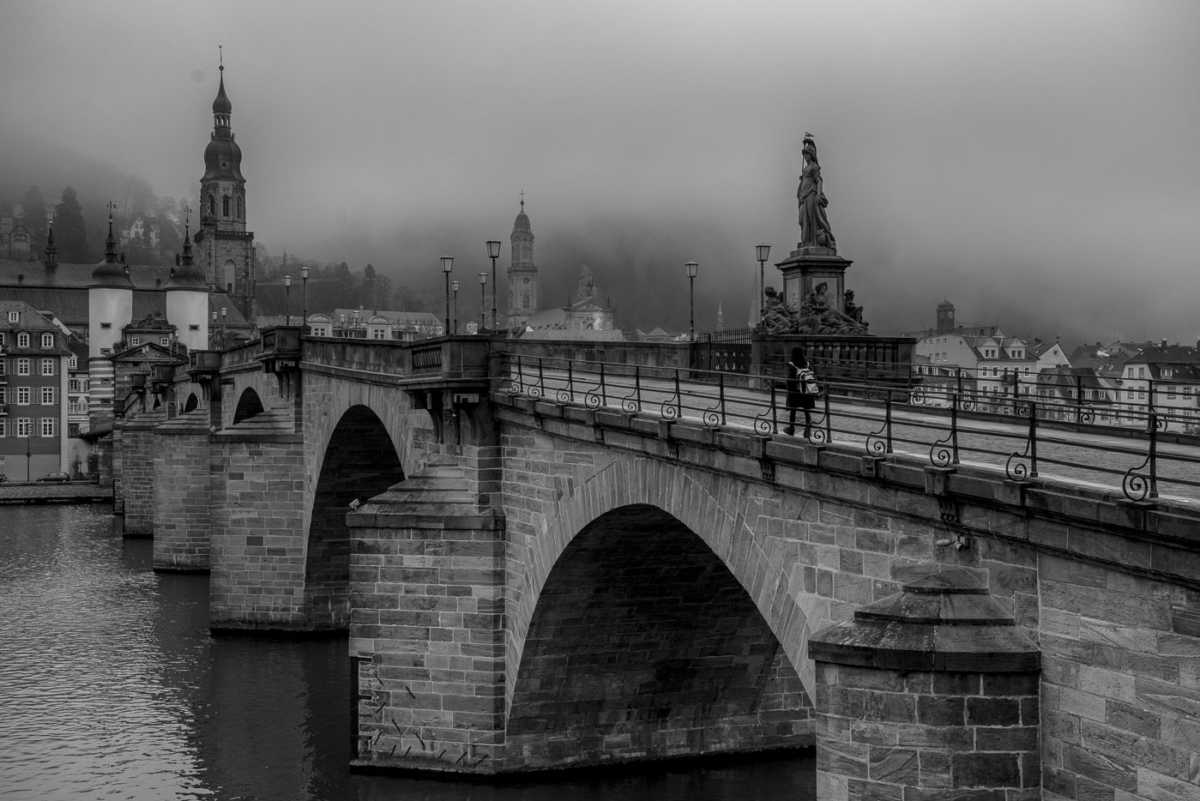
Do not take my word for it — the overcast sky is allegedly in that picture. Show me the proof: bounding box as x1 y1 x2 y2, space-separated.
2 0 1198 341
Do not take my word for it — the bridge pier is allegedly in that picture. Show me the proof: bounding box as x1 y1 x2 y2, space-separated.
209 431 311 631
151 410 213 572
810 567 1041 801
347 458 506 773
113 411 165 537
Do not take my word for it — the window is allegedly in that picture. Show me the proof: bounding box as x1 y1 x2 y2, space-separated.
17 332 30 348
40 417 55 437
17 359 29 376
68 423 80 438
69 378 80 393
41 359 54 376
0 332 5 346
17 387 30 405
222 196 230 217
236 195 243 219
100 322 112 330
208 194 216 216
159 337 169 346
188 324 199 332
67 355 77 369
130 336 141 346
41 387 55 405
0 419 5 437
0 387 5 404
41 333 54 349
6 311 17 323
0 360 5 376
16 417 31 437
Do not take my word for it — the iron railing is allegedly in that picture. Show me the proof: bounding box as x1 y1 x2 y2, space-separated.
497 352 1200 504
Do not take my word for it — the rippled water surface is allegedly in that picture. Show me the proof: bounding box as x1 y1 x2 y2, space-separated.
0 505 815 800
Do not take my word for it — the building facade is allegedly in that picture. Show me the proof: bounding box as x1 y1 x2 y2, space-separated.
0 301 70 480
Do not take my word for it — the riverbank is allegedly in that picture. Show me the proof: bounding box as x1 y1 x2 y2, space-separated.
0 482 112 504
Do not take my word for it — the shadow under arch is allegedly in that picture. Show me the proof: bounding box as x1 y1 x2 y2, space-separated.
307 404 405 630
232 387 264 424
505 503 813 769
182 393 199 414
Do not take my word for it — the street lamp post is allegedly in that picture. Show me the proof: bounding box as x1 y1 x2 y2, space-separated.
755 244 771 321
25 433 31 483
451 279 461 334
283 274 292 326
486 240 501 331
478 272 487 331
300 264 310 333
441 256 454 336
685 261 698 342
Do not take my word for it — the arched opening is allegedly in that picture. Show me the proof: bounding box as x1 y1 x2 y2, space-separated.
182 393 199 413
307 405 404 630
507 504 813 769
232 388 264 424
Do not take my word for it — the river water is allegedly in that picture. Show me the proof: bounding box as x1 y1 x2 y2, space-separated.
0 505 815 801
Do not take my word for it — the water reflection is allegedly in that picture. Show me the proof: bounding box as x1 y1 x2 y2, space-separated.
0 505 814 800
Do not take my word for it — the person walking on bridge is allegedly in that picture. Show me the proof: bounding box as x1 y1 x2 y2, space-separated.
784 347 818 438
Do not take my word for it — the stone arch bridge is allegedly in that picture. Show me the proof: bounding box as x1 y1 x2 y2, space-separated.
110 329 1200 800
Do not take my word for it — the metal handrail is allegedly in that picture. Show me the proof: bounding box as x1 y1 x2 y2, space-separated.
494 352 1199 503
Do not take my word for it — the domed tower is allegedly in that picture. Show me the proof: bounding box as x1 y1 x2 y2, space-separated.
506 195 539 329
165 216 209 352
88 206 134 420
195 56 255 320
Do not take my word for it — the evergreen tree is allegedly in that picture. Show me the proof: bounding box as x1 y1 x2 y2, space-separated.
54 187 90 262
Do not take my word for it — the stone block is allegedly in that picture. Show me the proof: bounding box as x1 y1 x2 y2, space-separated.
951 752 1020 788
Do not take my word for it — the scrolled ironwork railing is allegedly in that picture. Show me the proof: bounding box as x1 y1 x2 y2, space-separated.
1005 402 1039 481
496 350 1200 504
1122 412 1160 502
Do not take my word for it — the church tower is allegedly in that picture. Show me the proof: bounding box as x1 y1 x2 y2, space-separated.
87 207 133 423
194 55 255 320
506 196 538 329
165 215 208 352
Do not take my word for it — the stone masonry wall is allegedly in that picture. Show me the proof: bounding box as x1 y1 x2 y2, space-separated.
1039 554 1200 801
348 503 506 774
493 395 1200 793
151 411 213 572
116 415 163 537
209 433 309 630
816 664 1041 801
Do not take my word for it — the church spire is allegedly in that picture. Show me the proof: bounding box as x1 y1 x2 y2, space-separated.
44 217 57 270
212 47 232 133
104 202 117 263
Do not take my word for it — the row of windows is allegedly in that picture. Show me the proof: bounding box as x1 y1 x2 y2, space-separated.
0 331 56 349
206 193 244 219
0 358 59 376
0 418 57 437
128 336 171 347
0 387 57 404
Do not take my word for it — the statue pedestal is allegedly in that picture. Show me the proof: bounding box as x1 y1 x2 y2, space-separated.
776 246 853 315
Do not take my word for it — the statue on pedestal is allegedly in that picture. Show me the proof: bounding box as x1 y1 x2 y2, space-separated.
797 133 836 251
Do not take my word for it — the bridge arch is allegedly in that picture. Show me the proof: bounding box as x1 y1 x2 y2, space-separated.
505 501 813 765
232 387 265 424
306 404 405 629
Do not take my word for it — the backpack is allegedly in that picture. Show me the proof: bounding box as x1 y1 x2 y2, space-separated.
797 366 819 395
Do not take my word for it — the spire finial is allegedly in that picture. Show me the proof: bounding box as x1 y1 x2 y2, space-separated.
520 188 525 211
105 200 118 262
219 43 223 73
181 206 194 266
